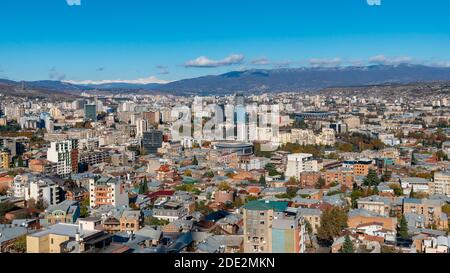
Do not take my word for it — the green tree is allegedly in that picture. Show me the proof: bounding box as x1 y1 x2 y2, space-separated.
80 197 90 218
142 177 149 193
351 184 363 209
203 170 215 178
409 186 415 198
340 235 355 253
258 175 266 186
398 215 409 239
192 155 198 166
144 216 169 226
264 163 280 176
317 207 348 244
363 169 380 187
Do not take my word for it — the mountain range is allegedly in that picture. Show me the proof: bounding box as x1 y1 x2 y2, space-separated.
2 64 450 96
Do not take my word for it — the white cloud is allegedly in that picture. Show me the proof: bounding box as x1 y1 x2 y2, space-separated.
185 54 245 68
251 57 271 65
64 75 170 85
309 58 342 67
66 0 81 6
369 55 412 65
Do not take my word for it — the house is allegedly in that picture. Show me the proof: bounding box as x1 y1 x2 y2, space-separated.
297 208 322 234
348 209 398 233
44 200 80 225
119 210 143 233
357 195 400 217
152 201 187 223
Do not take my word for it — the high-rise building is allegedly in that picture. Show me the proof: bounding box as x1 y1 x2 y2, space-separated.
47 140 78 177
142 130 163 154
84 104 97 121
136 119 149 138
285 153 319 180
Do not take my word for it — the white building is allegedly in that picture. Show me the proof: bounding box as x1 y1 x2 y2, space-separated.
25 179 60 206
285 153 319 180
136 119 149 138
47 140 76 176
89 176 129 209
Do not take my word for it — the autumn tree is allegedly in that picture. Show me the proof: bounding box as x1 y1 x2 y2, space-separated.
317 207 348 244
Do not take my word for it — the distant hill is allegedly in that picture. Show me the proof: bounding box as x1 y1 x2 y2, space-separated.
152 64 450 94
1 64 450 96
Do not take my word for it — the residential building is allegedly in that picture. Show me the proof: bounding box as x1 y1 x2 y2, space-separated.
285 153 318 180
89 176 129 209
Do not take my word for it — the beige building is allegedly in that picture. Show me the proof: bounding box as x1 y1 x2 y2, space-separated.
26 220 105 253
431 172 450 196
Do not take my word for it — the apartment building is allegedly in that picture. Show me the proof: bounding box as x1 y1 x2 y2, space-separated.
25 178 60 206
325 169 354 188
431 172 450 196
243 200 306 253
403 198 448 230
47 140 78 177
285 153 319 180
89 176 129 209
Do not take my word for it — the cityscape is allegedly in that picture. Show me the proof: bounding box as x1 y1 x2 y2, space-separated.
0 0 450 259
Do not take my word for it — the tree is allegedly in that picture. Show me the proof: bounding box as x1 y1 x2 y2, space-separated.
218 182 231 191
79 197 90 218
288 177 297 185
363 169 380 187
317 207 348 244
389 184 403 196
351 184 363 208
141 177 149 193
315 177 326 189
411 153 417 166
12 235 27 253
398 215 409 239
264 163 280 176
192 155 198 166
0 201 15 222
340 235 355 253
409 186 415 198
258 175 266 186
144 216 169 226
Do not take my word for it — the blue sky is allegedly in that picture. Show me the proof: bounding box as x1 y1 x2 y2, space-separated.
0 0 449 84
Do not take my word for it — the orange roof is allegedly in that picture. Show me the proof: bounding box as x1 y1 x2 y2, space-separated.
0 176 13 183
158 165 171 172
247 186 261 194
